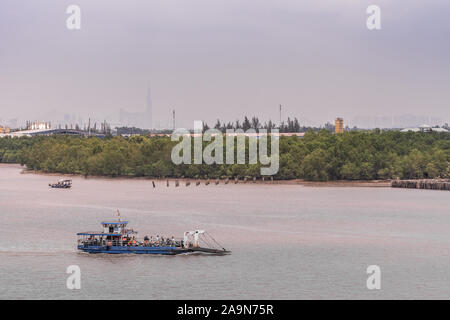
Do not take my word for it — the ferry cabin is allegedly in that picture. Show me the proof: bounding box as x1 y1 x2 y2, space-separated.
78 221 137 247
77 221 182 254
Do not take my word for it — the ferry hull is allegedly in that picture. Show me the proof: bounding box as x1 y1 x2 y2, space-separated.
77 245 189 255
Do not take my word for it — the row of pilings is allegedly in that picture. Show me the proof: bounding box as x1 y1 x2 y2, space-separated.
391 179 450 191
150 177 275 188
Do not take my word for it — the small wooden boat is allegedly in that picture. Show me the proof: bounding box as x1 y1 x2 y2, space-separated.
49 179 72 188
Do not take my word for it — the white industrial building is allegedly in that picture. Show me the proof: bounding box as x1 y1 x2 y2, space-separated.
400 124 449 133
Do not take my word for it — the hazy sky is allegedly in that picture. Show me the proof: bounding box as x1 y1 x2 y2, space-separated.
1 0 449 128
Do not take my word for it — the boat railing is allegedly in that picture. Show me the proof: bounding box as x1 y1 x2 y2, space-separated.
79 239 183 247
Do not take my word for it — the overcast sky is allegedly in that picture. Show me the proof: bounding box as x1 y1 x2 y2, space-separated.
1 0 449 128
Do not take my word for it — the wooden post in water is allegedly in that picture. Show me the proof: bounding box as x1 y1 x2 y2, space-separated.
235 177 238 184
186 181 190 187
152 181 156 188
225 178 229 185
391 179 450 191
215 179 219 185
196 181 200 186
166 179 169 187
244 177 248 184
205 180 210 186
253 177 256 183
175 180 179 187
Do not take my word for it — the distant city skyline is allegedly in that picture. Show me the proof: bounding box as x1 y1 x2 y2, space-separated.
1 110 448 131
1 1 450 128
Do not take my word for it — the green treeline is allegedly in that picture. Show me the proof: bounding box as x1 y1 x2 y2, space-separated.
0 130 449 181
0 136 35 164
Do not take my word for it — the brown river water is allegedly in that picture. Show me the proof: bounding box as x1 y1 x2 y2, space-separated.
0 164 449 299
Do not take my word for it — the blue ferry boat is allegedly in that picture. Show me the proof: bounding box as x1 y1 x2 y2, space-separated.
77 212 229 255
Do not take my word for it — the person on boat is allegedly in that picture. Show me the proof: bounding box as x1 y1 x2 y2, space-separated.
171 236 175 245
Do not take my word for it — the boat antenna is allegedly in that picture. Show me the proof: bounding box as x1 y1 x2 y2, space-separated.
117 209 121 222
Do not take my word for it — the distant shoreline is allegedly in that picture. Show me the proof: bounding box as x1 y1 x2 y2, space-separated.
1 164 391 188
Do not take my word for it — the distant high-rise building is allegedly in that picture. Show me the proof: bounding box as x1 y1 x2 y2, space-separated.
8 119 18 129
335 118 344 134
119 87 153 129
279 104 282 127
146 88 153 129
172 109 176 130
146 87 153 129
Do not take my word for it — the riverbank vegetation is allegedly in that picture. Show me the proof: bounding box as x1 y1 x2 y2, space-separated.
0 130 449 181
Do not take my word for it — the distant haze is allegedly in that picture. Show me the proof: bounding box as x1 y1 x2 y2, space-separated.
1 0 449 129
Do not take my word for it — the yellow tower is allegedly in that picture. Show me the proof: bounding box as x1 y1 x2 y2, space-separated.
335 118 344 134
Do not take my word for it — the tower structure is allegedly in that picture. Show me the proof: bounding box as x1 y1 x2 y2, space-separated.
172 110 176 130
335 118 344 134
146 87 153 129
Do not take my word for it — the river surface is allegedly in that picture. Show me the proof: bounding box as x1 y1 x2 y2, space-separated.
0 164 449 299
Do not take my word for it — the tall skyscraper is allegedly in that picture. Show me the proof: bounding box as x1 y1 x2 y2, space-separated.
146 87 153 129
172 109 175 130
119 87 153 129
